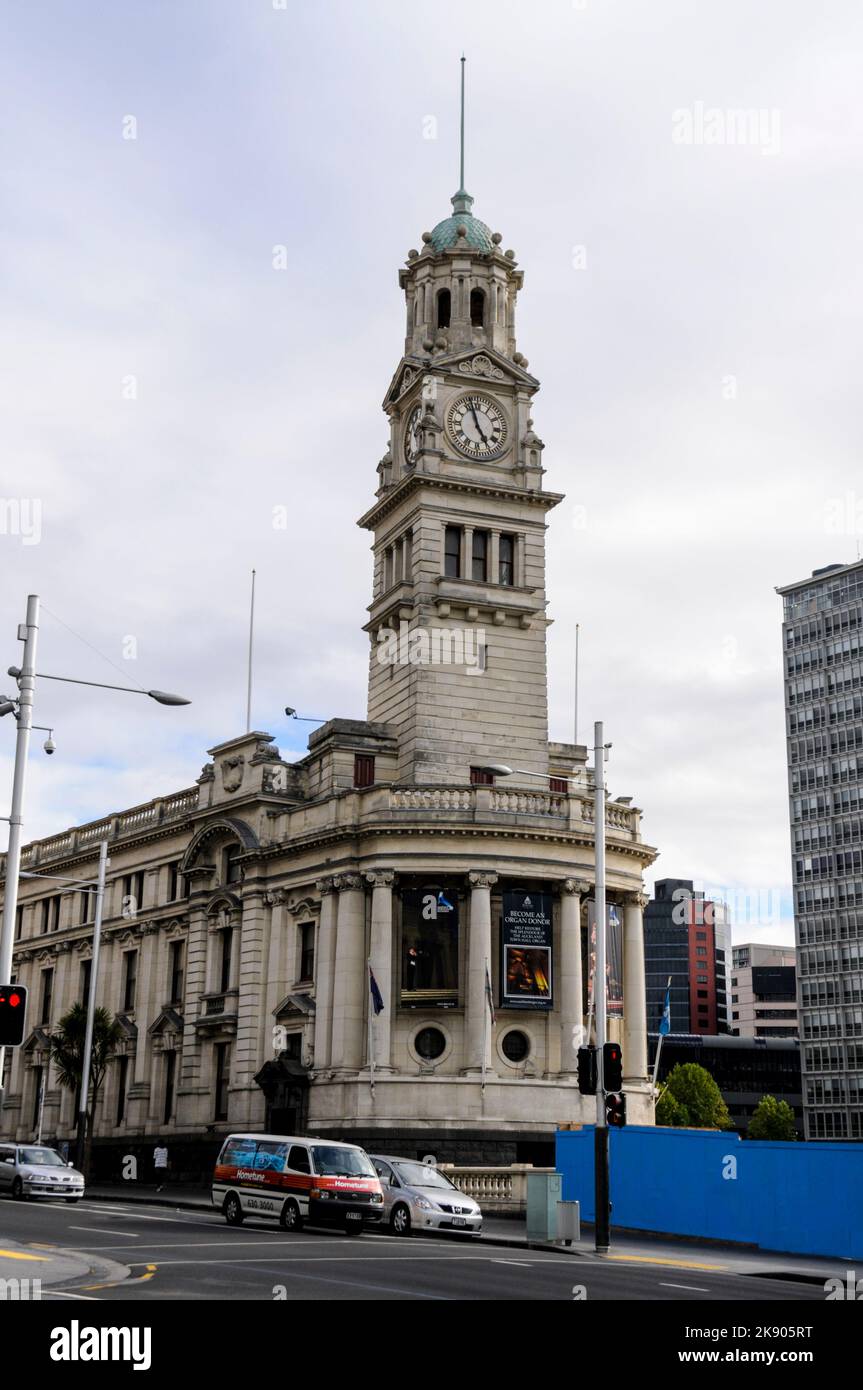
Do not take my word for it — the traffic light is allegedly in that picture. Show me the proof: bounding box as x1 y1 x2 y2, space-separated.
0 984 27 1046
576 1045 597 1095
603 1041 622 1092
606 1092 627 1128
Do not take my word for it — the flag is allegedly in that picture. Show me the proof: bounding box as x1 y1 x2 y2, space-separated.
658 980 671 1036
485 963 496 1025
369 965 384 1016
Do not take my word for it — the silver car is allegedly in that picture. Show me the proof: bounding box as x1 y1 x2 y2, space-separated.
0 1143 85 1202
370 1156 482 1236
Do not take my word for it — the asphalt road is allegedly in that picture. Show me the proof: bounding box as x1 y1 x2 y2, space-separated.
0 1195 827 1301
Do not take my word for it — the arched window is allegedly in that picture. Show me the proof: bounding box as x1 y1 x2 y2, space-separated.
437 288 451 329
470 288 485 327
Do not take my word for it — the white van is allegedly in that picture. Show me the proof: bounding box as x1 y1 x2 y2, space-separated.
212 1133 384 1234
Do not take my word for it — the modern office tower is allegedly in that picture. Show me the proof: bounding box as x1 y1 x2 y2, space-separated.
731 943 798 1038
647 1032 803 1137
644 878 731 1037
777 559 863 1140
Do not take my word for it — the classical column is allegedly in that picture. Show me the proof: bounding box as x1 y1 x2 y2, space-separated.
366 871 395 1071
234 886 267 1127
312 878 336 1070
466 872 497 1074
329 874 366 1073
559 878 589 1073
623 891 649 1082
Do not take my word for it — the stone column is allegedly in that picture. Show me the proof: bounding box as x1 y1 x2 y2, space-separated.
312 878 336 1070
366 871 395 1071
623 891 649 1082
559 878 589 1073
176 873 213 1127
330 874 366 1073
465 872 497 1074
234 887 267 1127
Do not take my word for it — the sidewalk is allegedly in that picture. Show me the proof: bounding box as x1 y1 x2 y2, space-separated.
0 1235 130 1294
84 1184 843 1284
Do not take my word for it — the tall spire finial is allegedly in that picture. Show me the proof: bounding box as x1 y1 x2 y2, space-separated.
459 54 466 193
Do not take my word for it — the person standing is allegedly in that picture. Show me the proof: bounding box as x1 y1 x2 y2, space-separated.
154 1143 169 1192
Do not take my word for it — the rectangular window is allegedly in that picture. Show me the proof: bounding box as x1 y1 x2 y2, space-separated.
40 968 54 1025
122 951 138 1012
299 922 315 983
400 886 459 1002
169 940 185 1006
353 754 375 788
472 530 488 582
163 1050 176 1124
444 526 462 579
219 931 233 994
80 959 92 1006
214 1042 231 1121
122 872 145 916
14 905 23 940
470 767 494 785
550 777 568 794
116 1055 128 1125
499 533 515 586
32 1066 43 1130
168 862 185 901
224 846 243 885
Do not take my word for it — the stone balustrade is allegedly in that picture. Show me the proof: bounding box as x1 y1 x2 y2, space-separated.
438 1164 556 1215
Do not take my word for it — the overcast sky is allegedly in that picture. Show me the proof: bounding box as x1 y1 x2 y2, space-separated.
3 0 861 947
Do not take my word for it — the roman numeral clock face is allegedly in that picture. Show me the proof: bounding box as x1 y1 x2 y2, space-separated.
447 393 507 460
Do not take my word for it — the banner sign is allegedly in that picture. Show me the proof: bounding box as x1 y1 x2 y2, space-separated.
586 900 624 1018
501 890 553 1010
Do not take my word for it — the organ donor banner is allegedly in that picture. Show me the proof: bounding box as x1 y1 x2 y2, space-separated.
501 890 553 1010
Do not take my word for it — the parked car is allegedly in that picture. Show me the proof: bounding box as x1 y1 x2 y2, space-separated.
370 1155 482 1236
212 1133 384 1233
0 1143 85 1202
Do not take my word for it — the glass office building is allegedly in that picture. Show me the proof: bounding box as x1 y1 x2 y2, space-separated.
777 559 863 1140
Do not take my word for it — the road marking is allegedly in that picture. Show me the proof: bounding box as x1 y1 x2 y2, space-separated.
70 1227 141 1238
491 1259 533 1267
42 1289 101 1301
0 1249 49 1261
84 1263 157 1292
659 1281 711 1293
607 1254 727 1272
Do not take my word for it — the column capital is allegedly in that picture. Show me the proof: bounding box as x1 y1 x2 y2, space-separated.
265 888 289 907
467 871 498 890
334 872 364 892
365 870 396 889
624 890 649 910
561 877 591 897
315 876 336 896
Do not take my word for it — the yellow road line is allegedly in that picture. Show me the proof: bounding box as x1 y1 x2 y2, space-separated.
0 1249 50 1262
607 1254 727 1272
83 1262 157 1291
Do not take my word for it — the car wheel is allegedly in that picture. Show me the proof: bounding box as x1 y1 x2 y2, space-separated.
280 1199 303 1233
65 1197 81 1204
11 1177 24 1201
390 1203 411 1237
344 1220 364 1236
223 1192 244 1226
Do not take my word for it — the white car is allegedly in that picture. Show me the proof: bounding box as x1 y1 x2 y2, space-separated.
0 1143 85 1202
370 1155 482 1236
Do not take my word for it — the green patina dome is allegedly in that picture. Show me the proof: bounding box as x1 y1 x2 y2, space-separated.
428 189 494 253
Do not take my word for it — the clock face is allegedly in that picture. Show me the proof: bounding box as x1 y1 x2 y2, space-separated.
447 393 507 460
404 404 423 466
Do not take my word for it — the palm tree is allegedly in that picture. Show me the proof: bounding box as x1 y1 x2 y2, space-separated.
50 1003 122 1177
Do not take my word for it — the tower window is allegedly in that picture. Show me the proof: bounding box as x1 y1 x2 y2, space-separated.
472 530 488 582
499 534 515 586
470 767 495 786
444 526 462 578
354 754 375 788
470 288 485 328
436 288 451 329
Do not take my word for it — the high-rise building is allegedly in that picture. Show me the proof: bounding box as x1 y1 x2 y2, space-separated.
644 879 731 1036
777 559 863 1140
731 943 798 1038
647 1033 803 1137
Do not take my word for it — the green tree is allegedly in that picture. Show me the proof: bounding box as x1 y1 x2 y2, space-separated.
50 1003 122 1177
655 1062 732 1130
747 1094 797 1141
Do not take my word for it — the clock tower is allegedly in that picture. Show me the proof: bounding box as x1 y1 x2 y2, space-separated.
358 76 563 787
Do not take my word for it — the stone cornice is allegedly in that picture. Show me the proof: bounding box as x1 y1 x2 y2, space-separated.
357 470 564 532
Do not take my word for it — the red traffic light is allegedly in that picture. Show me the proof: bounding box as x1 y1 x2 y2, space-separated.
8 992 21 1007
0 984 28 1046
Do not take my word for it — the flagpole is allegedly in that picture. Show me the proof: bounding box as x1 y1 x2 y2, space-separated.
652 974 672 1091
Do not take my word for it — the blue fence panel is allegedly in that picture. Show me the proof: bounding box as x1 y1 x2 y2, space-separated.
556 1126 863 1259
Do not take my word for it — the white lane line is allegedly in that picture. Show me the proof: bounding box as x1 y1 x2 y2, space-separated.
491 1258 533 1267
126 1253 573 1268
659 1281 711 1293
41 1289 101 1301
70 1227 141 1238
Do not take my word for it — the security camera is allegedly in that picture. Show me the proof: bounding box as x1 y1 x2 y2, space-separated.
43 735 56 755
285 707 296 718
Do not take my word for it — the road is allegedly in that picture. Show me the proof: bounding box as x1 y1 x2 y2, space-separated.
0 1195 828 1301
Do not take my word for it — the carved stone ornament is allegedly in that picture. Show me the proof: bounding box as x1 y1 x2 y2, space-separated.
468 871 498 890
220 754 245 794
457 354 505 380
562 878 591 897
397 366 417 397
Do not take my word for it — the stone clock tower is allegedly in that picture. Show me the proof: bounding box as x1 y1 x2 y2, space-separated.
358 168 562 787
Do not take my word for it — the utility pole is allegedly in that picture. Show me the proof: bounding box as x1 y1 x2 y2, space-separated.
593 720 610 1254
75 840 108 1174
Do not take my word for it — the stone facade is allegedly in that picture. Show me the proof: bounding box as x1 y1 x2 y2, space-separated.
0 175 658 1170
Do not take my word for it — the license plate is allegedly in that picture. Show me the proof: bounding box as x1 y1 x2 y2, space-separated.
452 1217 467 1227
346 1211 362 1222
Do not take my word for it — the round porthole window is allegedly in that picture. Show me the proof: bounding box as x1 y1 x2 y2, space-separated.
414 1026 446 1061
501 1029 531 1063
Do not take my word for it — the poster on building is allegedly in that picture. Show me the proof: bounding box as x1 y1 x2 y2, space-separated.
586 900 624 1018
501 890 553 1010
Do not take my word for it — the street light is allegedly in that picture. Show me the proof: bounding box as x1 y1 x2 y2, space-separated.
0 594 190 1126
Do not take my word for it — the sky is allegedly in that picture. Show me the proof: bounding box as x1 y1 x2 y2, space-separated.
2 0 862 948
